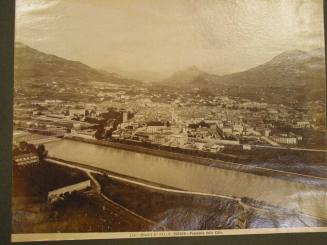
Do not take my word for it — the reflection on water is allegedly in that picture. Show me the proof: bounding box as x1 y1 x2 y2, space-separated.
45 139 327 219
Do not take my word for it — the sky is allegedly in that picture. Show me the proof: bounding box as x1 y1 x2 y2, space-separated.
15 0 325 75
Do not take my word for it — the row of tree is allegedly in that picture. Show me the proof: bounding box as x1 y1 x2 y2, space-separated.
13 141 48 160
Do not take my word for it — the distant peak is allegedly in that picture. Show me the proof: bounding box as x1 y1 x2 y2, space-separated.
271 48 325 62
179 65 205 75
282 49 307 56
269 49 309 64
186 65 201 71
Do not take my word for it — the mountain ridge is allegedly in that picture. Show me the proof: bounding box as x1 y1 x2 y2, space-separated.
14 43 142 87
102 65 165 83
14 43 326 103
161 48 326 89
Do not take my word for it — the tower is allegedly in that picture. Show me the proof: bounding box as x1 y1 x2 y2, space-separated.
123 111 128 123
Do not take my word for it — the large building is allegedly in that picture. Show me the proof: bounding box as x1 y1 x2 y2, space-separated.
271 134 298 145
13 153 39 166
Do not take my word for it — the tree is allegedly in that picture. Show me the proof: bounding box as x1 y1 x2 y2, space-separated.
95 126 105 140
27 143 37 153
37 144 47 161
18 141 28 152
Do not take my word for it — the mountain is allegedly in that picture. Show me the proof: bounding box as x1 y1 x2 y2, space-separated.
161 66 216 87
161 48 326 90
102 65 165 83
219 48 326 88
14 43 141 87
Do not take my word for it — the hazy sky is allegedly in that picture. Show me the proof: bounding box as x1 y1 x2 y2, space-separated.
16 0 325 75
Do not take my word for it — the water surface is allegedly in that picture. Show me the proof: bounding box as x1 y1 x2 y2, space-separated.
45 139 327 220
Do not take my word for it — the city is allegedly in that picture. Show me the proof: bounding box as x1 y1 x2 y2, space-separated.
13 79 326 149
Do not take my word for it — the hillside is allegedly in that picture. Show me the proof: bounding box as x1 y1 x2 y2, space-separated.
160 49 326 103
162 49 325 88
14 43 141 87
219 48 326 88
14 43 325 103
161 66 217 87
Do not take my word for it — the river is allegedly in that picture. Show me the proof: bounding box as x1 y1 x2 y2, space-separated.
45 139 327 220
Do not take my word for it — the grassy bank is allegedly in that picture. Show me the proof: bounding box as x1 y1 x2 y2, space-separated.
94 173 247 230
93 173 327 230
12 162 156 233
12 159 327 233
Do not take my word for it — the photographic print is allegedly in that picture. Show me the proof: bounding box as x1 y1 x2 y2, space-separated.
12 0 327 242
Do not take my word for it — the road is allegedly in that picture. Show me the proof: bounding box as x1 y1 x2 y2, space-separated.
253 143 327 153
86 164 165 229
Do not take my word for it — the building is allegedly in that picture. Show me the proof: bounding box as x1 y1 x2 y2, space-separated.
48 180 91 203
240 102 267 109
146 121 167 133
217 139 240 145
134 131 152 142
210 144 225 152
13 153 39 166
169 134 188 146
222 127 232 134
293 121 311 128
271 134 298 145
243 144 252 150
122 111 129 122
194 142 205 150
70 129 96 139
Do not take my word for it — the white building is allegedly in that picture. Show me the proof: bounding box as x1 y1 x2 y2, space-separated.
70 129 96 139
271 135 297 144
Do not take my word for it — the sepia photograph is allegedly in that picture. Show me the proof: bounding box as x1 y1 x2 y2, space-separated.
11 0 326 242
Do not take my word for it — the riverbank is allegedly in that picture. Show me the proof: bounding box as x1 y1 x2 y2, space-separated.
38 157 327 230
93 173 246 230
46 157 327 226
64 135 327 186
44 139 327 220
92 171 327 229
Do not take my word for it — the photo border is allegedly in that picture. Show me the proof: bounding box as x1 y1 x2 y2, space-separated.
1 0 327 244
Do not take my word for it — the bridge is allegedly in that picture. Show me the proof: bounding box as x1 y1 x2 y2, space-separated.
13 129 63 145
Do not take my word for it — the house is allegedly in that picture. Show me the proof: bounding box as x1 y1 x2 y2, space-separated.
271 133 299 145
70 129 96 139
146 121 167 133
134 131 152 142
169 134 188 146
13 153 39 166
293 121 311 128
